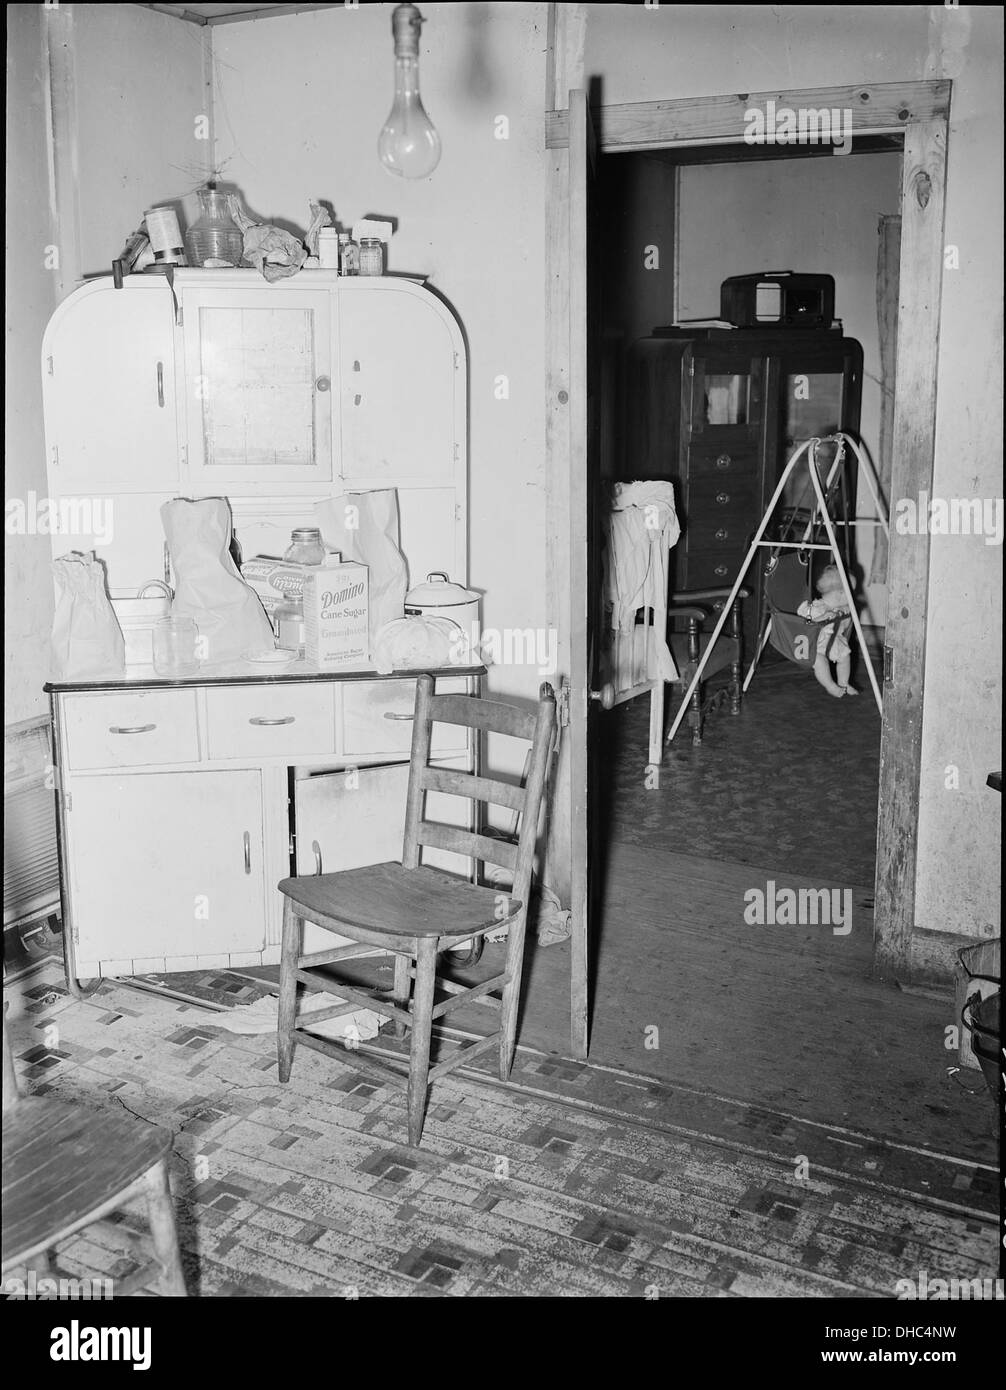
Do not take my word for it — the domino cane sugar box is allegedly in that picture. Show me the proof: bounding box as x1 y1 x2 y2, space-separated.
303 561 369 668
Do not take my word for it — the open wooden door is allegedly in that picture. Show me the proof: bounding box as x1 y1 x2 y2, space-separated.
567 88 600 1058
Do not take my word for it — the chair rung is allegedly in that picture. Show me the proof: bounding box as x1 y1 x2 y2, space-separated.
294 1031 410 1092
428 1032 501 1082
298 942 381 969
431 972 508 1020
295 999 368 1027
293 970 410 1025
420 765 526 813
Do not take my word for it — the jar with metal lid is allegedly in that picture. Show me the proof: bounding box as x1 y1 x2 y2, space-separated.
339 232 359 276
359 237 384 277
284 527 326 566
274 597 305 655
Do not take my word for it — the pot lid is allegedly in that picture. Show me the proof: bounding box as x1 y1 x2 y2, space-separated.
405 571 478 606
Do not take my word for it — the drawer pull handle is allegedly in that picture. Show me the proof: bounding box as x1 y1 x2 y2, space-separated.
715 492 730 505
715 453 731 469
383 711 414 722
243 831 252 874
156 361 165 408
715 528 729 541
249 716 296 726
312 839 323 875
109 723 156 735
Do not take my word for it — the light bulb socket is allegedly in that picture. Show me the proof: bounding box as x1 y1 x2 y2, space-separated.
391 3 424 57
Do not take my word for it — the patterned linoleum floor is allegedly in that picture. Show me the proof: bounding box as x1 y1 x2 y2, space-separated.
4 962 997 1299
597 659 882 885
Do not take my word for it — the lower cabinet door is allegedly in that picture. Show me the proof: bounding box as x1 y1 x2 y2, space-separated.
67 770 267 974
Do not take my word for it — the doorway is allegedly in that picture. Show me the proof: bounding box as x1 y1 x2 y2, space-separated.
545 80 952 1063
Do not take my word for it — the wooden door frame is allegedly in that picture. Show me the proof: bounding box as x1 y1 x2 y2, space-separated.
544 17 951 1010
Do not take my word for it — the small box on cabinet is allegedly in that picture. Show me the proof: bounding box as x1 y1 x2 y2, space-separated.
303 561 369 669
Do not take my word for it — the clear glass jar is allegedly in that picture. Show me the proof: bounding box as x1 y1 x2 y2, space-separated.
152 616 200 677
284 527 326 566
339 233 359 276
185 188 244 268
359 237 384 276
274 598 305 655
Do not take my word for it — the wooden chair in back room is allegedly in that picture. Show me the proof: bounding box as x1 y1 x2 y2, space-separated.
277 675 556 1147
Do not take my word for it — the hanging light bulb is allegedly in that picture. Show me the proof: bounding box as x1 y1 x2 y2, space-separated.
378 4 442 179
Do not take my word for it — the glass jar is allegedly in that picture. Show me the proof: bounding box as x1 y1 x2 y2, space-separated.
185 188 244 268
284 527 326 566
152 616 200 677
339 233 359 276
359 237 384 277
274 598 305 656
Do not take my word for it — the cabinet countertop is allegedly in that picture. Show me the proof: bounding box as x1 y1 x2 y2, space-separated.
45 660 486 695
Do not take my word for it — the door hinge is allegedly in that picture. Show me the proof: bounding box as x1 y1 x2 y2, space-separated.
883 644 895 684
556 683 570 728
47 355 54 376
454 352 460 370
51 444 59 468
63 790 73 813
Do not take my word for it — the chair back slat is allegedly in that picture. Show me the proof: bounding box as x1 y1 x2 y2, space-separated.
414 823 519 873
419 765 526 813
404 676 556 900
428 693 538 741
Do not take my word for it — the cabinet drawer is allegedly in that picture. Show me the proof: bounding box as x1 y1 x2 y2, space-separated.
685 550 746 586
63 691 199 770
341 679 469 758
205 685 335 759
687 476 759 513
685 516 751 551
688 444 759 477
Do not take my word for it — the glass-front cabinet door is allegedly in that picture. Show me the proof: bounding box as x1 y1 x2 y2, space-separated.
181 287 335 488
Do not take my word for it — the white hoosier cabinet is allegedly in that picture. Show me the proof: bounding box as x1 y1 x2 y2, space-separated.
41 270 479 989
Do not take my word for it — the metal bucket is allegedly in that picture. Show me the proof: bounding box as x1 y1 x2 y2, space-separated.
954 938 1000 1070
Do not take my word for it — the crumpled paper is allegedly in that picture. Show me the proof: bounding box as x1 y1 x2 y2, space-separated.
228 195 307 282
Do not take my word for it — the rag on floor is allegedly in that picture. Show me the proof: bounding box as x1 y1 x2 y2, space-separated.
603 480 681 682
207 991 382 1044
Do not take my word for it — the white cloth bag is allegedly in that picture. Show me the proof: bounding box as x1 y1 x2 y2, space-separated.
161 498 274 662
50 552 125 679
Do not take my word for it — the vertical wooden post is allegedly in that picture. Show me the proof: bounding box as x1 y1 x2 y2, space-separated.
874 116 950 980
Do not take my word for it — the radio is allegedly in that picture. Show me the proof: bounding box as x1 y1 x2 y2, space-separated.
720 272 835 329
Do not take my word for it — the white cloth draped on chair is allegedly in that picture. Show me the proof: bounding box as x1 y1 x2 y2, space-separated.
603 480 680 684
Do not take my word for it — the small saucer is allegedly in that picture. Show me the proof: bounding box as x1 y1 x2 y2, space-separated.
242 648 298 666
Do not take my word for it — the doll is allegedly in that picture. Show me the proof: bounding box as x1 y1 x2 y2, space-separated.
798 564 858 698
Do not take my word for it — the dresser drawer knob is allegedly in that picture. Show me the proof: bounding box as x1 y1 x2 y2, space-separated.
715 453 731 469
715 492 730 505
715 527 729 541
249 716 296 726
109 723 156 735
714 564 728 578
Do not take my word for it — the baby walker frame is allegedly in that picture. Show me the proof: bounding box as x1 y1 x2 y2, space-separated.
665 432 890 743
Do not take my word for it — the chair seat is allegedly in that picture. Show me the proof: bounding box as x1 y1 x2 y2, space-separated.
2 1098 173 1268
278 862 522 939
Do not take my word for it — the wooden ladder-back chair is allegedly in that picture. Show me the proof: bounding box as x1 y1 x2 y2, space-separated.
277 676 556 1146
2 1011 186 1295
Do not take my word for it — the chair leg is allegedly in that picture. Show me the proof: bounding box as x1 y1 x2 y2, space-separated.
392 953 411 1040
729 599 744 715
142 1158 187 1296
277 897 303 1083
498 911 528 1082
407 938 437 1146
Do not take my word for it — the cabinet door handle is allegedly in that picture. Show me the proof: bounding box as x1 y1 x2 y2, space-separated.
156 361 165 408
243 831 251 875
248 715 296 726
312 839 323 875
715 453 731 469
315 376 331 392
383 711 414 721
109 723 156 735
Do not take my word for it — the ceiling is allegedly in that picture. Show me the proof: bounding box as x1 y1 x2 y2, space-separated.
143 3 343 25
